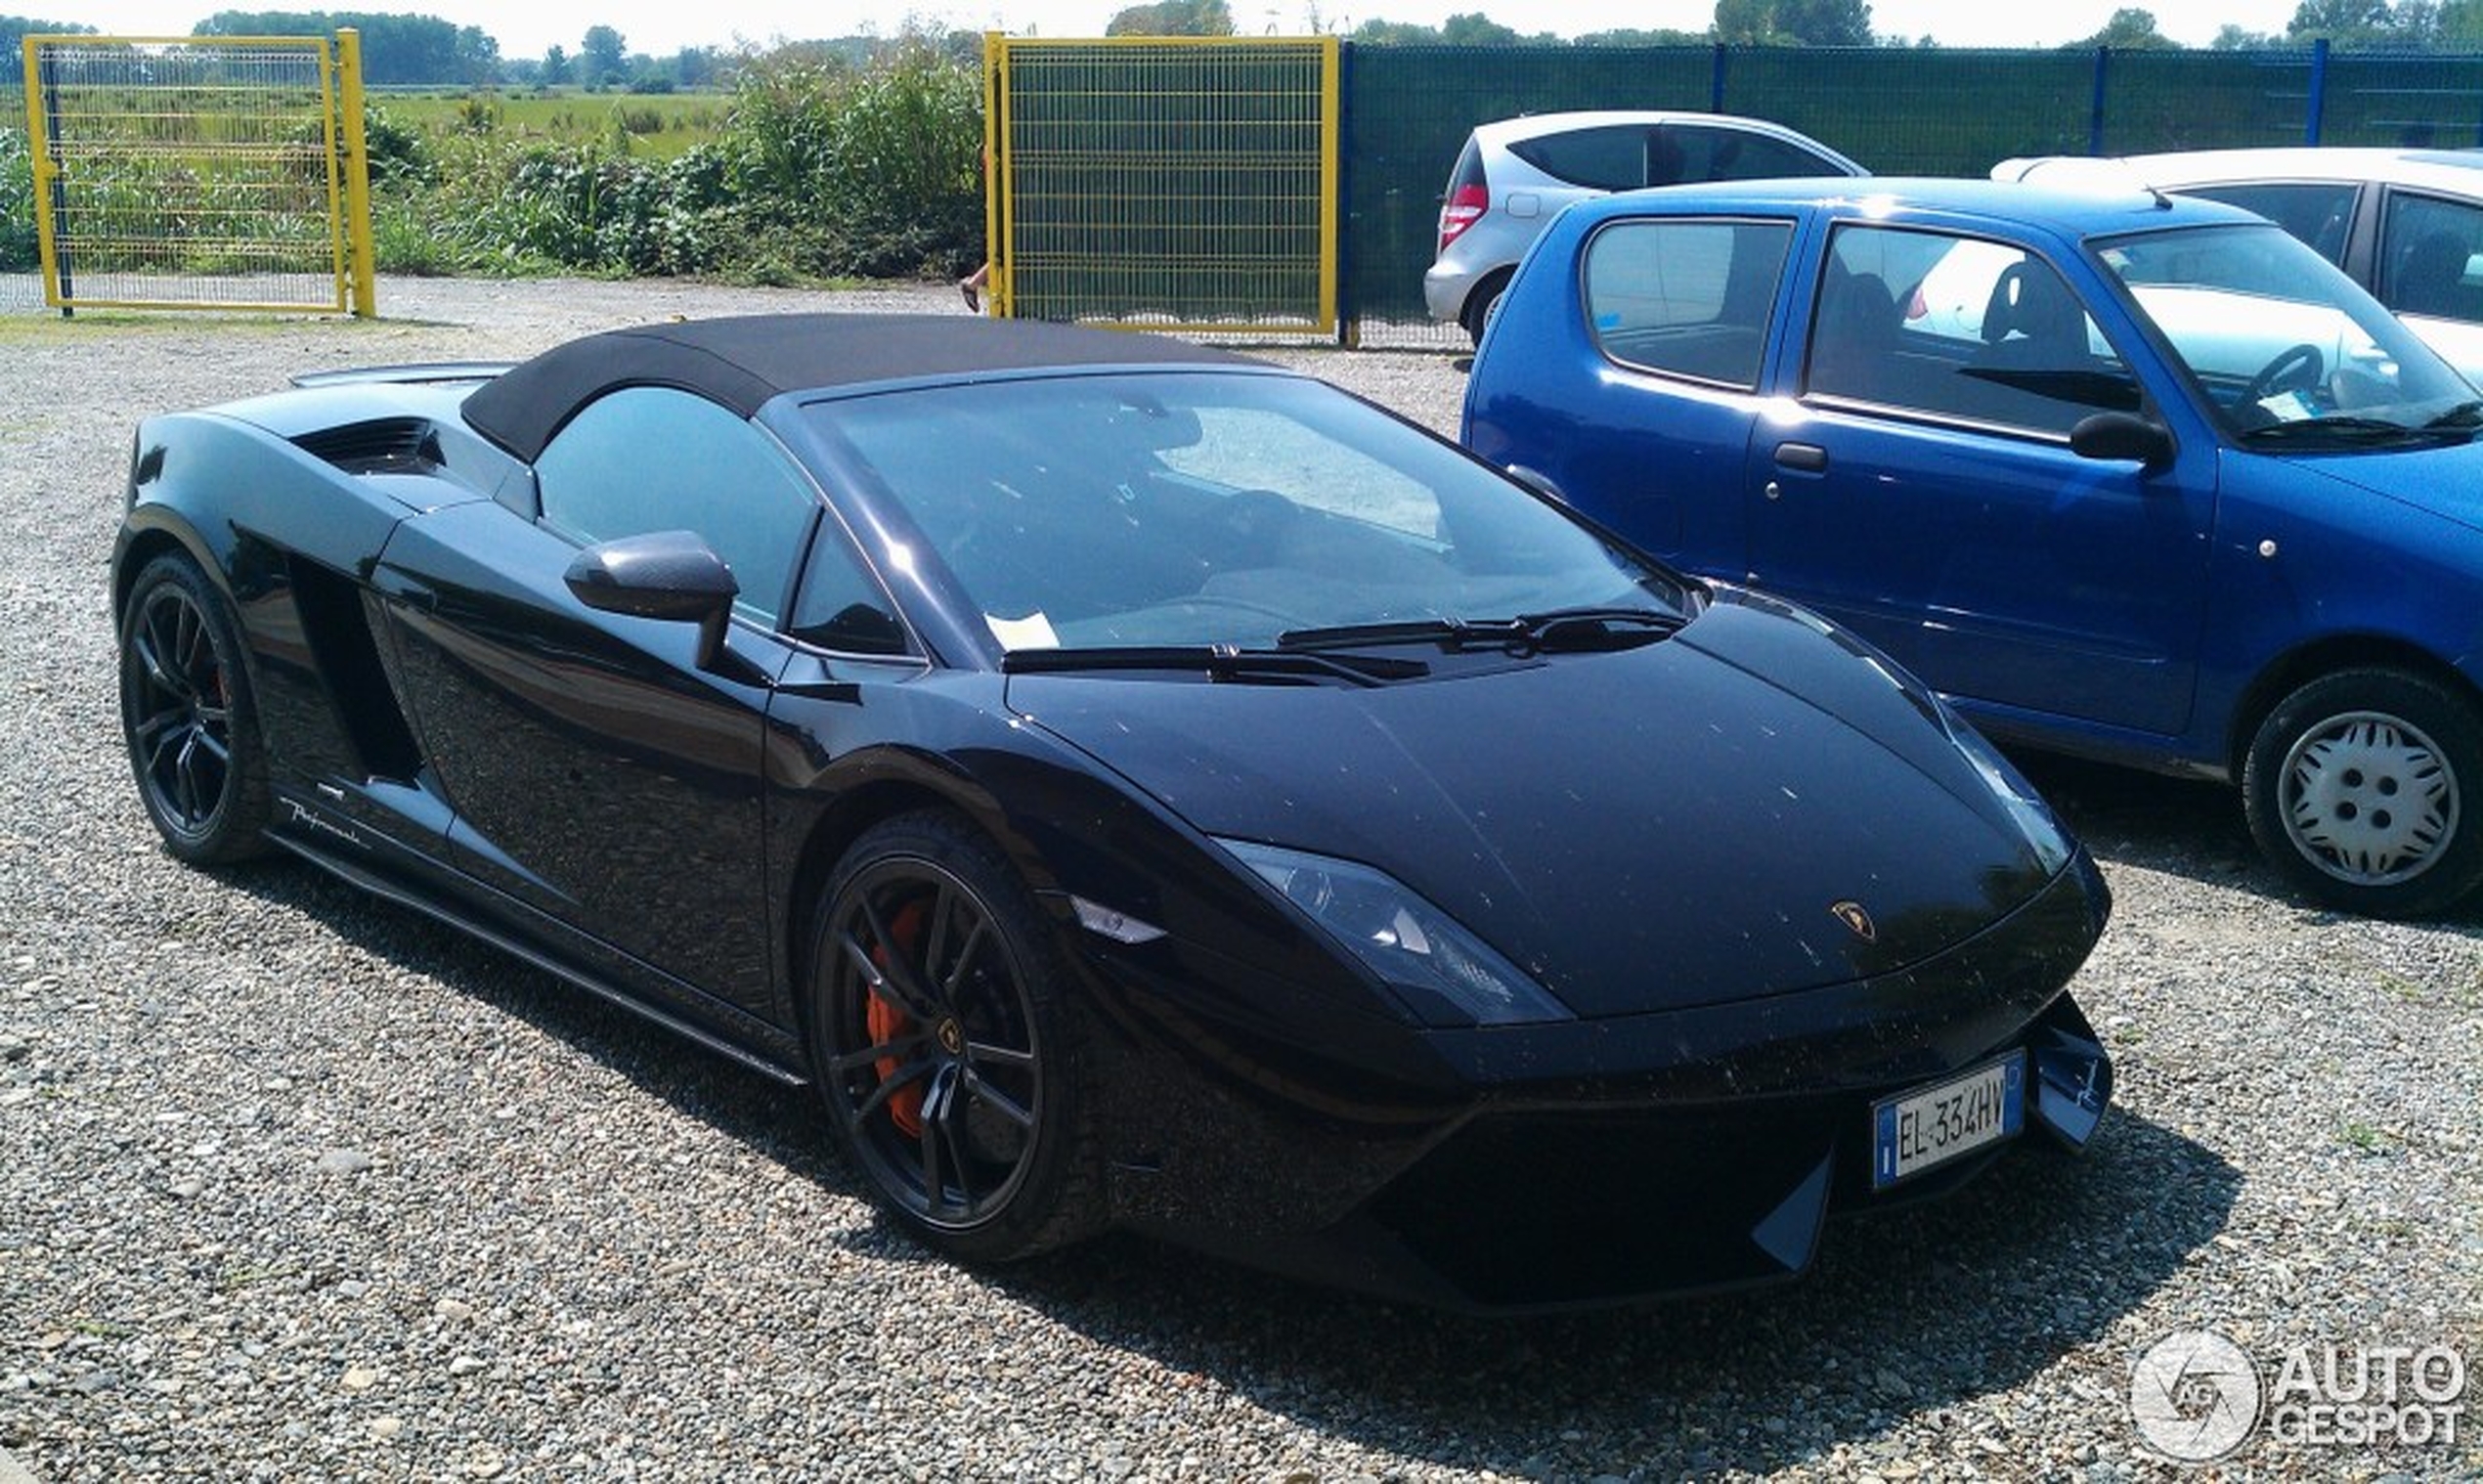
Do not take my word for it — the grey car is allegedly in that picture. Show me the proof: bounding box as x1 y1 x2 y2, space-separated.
1424 109 1865 344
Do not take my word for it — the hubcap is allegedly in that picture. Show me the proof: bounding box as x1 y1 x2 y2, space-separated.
2280 710 2457 888
826 858 1041 1231
126 584 234 838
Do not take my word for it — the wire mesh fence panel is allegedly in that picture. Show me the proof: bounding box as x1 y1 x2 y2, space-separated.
2321 50 2483 147
1718 47 2098 172
993 37 1337 334
2095 49 2322 154
23 36 348 313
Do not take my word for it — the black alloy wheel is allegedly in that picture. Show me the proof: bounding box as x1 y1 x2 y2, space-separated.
118 553 272 863
807 812 1099 1262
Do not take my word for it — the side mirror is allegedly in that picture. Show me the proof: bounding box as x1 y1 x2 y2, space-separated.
564 529 739 672
2069 411 2174 469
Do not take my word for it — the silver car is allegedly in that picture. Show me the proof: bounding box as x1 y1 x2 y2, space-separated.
1424 109 1865 344
1995 147 2483 381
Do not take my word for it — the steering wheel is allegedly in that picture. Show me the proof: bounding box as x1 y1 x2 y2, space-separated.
1213 489 1303 564
2244 342 2326 404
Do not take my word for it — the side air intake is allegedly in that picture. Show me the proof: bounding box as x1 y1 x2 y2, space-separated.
293 418 442 473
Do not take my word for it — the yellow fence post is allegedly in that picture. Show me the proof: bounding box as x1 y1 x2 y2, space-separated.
22 37 66 316
984 33 1011 320
336 27 377 317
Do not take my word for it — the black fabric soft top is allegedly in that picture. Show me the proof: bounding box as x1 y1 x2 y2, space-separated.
460 312 1259 462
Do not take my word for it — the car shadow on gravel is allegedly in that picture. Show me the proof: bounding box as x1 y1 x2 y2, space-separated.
2009 751 2483 931
984 1110 2237 1475
211 858 865 1195
220 852 2239 1478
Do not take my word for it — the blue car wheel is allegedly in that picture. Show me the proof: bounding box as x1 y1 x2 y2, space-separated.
2243 668 2483 919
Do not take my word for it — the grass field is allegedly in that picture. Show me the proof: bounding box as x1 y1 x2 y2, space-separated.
370 89 728 158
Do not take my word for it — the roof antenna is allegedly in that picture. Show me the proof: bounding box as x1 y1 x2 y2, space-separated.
2148 184 2174 210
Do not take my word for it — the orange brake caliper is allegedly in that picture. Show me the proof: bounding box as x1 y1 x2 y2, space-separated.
867 901 928 1139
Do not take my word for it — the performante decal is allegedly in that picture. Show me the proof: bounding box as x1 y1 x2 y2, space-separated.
285 798 366 850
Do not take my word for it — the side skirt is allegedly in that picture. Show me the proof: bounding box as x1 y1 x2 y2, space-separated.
265 827 809 1089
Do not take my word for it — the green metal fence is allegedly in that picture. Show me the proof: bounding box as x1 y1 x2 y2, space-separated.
1341 44 2483 332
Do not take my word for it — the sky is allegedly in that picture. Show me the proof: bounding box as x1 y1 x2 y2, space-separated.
70 1 2310 59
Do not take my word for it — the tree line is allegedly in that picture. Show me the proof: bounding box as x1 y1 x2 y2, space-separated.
1114 0 2483 53
7 0 2483 95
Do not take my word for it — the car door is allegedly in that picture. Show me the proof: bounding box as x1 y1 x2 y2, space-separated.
1529 212 1800 571
1749 221 2218 738
2373 188 2483 380
372 386 821 1015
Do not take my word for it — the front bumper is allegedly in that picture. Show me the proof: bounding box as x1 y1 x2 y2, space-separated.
1092 852 2113 1312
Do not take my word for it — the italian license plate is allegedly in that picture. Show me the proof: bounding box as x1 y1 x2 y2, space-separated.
1871 1051 2026 1190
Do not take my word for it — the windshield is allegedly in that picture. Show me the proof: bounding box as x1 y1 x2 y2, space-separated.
804 371 1689 654
2094 223 2478 445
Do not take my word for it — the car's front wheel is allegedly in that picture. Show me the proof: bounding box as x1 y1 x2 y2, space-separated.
805 811 1103 1262
118 551 273 864
2242 668 2483 918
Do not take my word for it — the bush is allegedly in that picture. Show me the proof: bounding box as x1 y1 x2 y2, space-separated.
359 35 985 284
0 129 38 272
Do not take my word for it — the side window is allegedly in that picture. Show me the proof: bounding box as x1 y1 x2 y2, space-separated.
535 386 817 623
1660 124 1845 185
1507 126 1654 191
2380 190 2483 323
2183 181 2358 265
1584 218 1793 387
1808 225 2138 437
786 524 910 656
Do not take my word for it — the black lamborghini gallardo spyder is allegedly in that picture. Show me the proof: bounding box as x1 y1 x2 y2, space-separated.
113 314 2113 1310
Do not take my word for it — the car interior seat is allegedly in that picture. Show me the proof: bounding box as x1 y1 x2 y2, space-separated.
2392 230 2475 320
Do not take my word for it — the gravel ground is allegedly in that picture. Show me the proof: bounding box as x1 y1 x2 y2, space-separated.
1 277 2478 1483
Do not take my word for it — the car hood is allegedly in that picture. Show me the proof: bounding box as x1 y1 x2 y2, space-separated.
1005 590 2077 1020
2281 440 2483 533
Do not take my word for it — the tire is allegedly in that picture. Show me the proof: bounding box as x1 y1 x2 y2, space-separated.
1460 272 1510 349
2241 668 2483 919
118 551 274 865
804 811 1103 1262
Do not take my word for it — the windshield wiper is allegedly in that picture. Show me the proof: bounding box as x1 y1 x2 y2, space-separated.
1278 605 1686 655
2237 415 2436 447
2424 399 2483 430
1001 644 1427 686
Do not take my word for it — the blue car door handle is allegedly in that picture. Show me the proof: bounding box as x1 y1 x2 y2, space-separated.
1773 442 1829 473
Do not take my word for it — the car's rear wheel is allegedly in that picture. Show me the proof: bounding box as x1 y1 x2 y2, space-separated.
1460 270 1512 348
2242 668 2483 918
118 551 273 864
805 811 1102 1262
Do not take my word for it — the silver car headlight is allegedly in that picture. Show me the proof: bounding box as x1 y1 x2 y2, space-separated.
1215 838 1573 1027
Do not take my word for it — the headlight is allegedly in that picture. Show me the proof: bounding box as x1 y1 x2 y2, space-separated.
1214 838 1572 1027
1944 713 2075 874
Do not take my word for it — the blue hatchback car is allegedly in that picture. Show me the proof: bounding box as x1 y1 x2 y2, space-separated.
1465 178 2483 918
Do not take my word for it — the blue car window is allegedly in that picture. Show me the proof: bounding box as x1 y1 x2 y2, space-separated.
535 385 818 624
2380 191 2483 323
1584 218 1792 388
1808 225 2138 437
